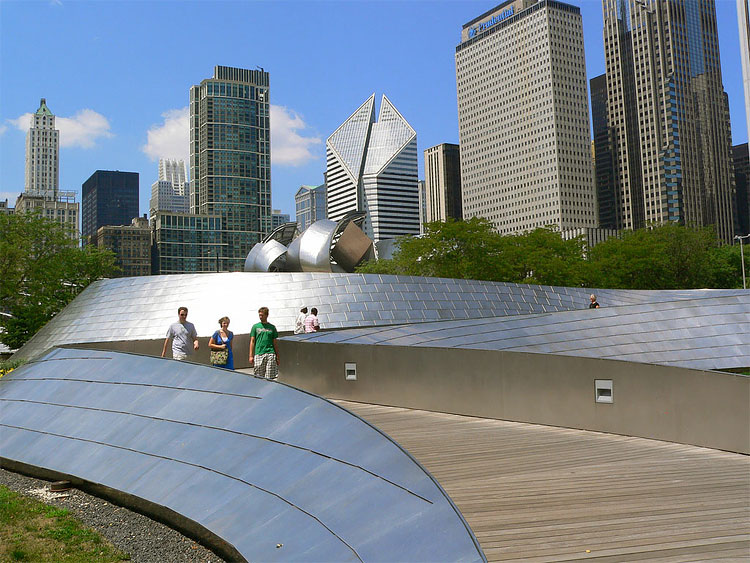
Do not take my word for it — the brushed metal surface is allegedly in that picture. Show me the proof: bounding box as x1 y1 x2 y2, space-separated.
297 220 338 272
288 292 750 371
0 348 486 562
14 272 747 362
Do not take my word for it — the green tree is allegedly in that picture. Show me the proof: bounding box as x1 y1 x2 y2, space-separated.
357 220 587 285
586 223 738 289
358 218 510 281
0 212 117 350
505 227 587 286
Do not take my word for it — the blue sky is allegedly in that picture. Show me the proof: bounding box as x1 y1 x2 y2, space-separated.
1 0 746 219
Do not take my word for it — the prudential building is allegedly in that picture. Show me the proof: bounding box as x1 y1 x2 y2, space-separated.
456 0 597 235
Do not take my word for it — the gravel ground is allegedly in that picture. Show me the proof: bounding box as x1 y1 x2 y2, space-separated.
0 468 225 562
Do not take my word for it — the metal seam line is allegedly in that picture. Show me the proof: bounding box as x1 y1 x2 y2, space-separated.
0 398 433 504
0 378 263 400
0 422 365 562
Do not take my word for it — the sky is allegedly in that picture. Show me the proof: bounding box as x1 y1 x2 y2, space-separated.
1 0 747 220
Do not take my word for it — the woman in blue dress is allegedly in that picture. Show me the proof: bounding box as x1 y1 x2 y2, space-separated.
209 316 234 370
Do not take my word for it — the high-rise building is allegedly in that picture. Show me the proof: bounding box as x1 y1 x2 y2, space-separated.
190 65 271 271
151 212 225 274
456 0 596 235
159 158 189 192
424 143 462 224
602 0 736 242
733 143 750 236
15 190 79 238
591 74 617 230
295 184 327 232
25 98 59 195
418 180 427 234
326 94 420 240
739 0 750 142
18 99 79 238
271 209 291 230
456 0 597 235
81 171 139 243
149 159 189 218
92 216 152 277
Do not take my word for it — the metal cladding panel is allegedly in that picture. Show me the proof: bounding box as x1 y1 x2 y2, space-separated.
245 240 288 272
297 220 338 272
288 293 750 371
14 271 748 362
0 348 485 562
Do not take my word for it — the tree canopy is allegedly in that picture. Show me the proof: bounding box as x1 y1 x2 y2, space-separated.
0 212 118 350
358 219 747 290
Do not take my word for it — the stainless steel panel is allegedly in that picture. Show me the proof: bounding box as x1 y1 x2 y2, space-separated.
0 348 485 562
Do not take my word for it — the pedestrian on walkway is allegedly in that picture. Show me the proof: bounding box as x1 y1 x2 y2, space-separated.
249 307 279 380
304 307 320 333
161 306 199 360
209 316 234 369
294 307 308 334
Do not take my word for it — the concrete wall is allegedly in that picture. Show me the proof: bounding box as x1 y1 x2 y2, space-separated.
278 340 750 454
64 332 291 369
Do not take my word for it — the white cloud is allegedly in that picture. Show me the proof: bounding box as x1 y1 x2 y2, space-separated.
8 113 33 131
0 124 7 136
8 109 113 149
58 110 113 148
142 107 189 162
270 105 322 166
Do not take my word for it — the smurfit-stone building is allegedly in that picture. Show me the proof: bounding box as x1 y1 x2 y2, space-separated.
326 94 420 241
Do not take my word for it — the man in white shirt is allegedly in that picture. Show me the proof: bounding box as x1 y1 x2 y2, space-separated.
162 306 199 360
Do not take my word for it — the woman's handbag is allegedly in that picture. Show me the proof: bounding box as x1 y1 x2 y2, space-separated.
210 333 229 365
210 349 228 365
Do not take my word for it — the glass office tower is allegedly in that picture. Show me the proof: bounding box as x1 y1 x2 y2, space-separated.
82 170 139 243
190 66 271 271
603 0 736 242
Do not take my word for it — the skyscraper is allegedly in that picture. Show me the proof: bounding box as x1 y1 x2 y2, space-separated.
149 159 189 218
159 158 188 192
455 0 597 235
25 98 59 195
733 143 749 236
739 0 750 142
590 74 617 230
602 0 736 242
17 98 79 238
81 170 139 243
295 184 327 232
190 65 271 271
271 209 291 230
424 143 462 223
326 94 420 240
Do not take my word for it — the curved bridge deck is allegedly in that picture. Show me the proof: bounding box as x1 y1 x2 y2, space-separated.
337 401 750 562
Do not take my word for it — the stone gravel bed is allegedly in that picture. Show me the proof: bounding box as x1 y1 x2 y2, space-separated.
0 468 225 562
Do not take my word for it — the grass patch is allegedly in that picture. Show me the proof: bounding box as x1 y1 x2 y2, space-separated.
0 485 130 562
0 358 27 378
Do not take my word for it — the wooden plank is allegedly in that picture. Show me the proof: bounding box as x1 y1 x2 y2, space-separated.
337 401 750 562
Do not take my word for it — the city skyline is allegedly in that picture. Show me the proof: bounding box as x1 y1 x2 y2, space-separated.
1 0 746 222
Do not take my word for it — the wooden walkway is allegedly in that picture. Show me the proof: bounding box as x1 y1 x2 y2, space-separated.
337 401 750 562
